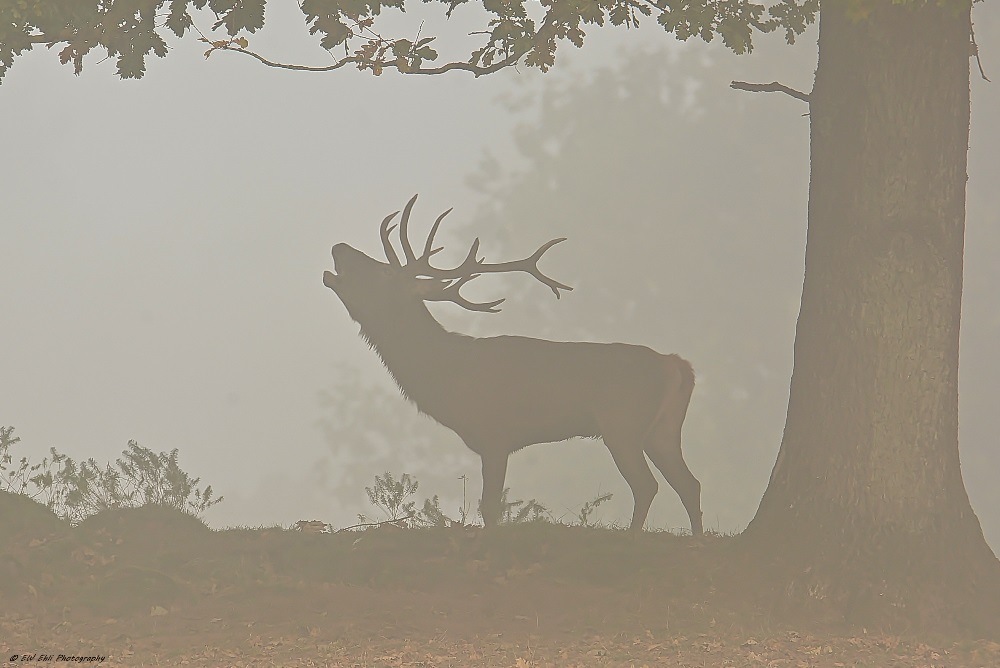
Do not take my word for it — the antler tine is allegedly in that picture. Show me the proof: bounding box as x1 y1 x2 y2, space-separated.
422 208 453 259
424 274 506 313
406 228 478 279
479 237 574 299
398 194 420 264
524 238 574 298
455 238 483 274
420 237 572 299
379 211 402 267
385 197 570 306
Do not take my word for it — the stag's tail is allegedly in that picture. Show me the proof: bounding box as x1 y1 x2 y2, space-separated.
672 353 696 403
642 354 695 443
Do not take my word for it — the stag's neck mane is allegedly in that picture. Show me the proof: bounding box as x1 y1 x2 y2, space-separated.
356 299 471 398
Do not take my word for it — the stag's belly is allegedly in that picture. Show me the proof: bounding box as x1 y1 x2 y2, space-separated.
407 381 601 446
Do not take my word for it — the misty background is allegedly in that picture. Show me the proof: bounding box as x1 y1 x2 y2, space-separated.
2 6 997 547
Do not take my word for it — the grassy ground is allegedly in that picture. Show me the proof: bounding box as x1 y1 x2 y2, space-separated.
2 493 998 667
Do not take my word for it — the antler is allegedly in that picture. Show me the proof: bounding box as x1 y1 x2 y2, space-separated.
397 194 420 264
380 210 402 267
382 195 573 311
422 275 507 313
431 237 574 300
381 194 447 267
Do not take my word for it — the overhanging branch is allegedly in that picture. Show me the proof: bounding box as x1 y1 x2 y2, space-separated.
1 0 823 84
227 46 522 77
730 80 810 103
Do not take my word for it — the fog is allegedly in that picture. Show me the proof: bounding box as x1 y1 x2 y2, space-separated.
2 6 997 548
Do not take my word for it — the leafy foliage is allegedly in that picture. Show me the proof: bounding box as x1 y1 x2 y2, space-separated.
0 425 223 524
0 0 818 83
0 425 27 491
354 471 625 529
357 471 471 527
361 471 421 523
495 486 550 523
575 490 613 527
417 493 454 527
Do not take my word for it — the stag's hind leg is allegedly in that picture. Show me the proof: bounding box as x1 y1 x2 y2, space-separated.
602 433 658 533
644 424 703 536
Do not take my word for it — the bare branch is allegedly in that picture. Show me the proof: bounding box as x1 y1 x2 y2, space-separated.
730 80 810 103
334 512 416 533
227 46 522 78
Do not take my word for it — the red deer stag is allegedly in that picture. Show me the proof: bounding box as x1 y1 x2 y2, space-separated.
322 195 702 535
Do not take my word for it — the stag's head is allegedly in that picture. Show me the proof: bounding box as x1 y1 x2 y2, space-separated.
323 195 573 324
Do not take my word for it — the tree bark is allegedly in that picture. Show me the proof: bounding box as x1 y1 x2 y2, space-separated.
742 0 1000 632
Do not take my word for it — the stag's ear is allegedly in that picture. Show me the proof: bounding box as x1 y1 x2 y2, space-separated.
323 271 338 290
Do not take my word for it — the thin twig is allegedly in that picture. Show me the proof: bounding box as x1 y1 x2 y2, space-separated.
335 512 416 533
970 23 990 83
730 80 810 103
230 47 521 77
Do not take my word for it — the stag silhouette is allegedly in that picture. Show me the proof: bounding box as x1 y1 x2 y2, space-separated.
323 195 702 535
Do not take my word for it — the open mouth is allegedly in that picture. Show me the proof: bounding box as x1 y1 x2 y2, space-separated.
322 269 338 289
323 246 343 289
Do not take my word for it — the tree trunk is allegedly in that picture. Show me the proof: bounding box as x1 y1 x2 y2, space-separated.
742 0 1000 632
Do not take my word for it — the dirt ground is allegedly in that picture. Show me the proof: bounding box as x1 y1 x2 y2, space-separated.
2 493 998 667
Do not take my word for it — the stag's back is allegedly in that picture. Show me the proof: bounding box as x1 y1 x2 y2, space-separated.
393 334 677 451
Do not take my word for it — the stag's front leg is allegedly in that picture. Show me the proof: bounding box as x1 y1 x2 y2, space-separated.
479 452 509 529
